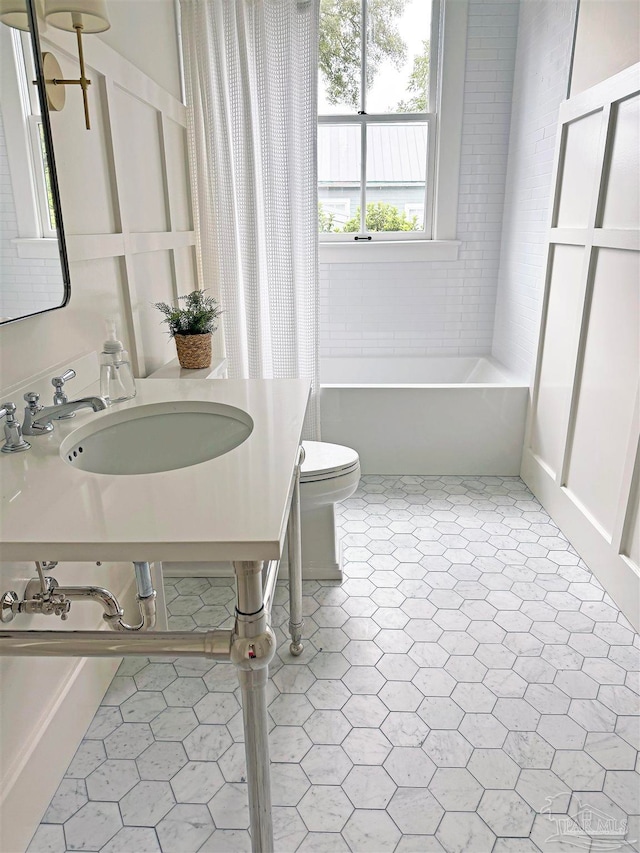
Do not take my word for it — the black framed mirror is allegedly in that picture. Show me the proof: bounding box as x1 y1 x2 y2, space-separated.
0 0 70 324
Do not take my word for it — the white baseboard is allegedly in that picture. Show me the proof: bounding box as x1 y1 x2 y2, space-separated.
163 561 343 582
163 560 233 577
522 453 640 633
279 557 343 581
0 656 120 853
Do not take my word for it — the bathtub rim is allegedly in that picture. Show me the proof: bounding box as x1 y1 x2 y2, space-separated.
319 356 528 389
321 381 529 389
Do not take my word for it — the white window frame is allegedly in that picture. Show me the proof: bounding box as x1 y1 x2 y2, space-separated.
318 0 467 263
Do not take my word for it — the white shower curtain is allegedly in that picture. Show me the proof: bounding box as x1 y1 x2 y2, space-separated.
180 0 320 439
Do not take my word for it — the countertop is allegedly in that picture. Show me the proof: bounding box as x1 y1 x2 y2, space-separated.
0 378 310 563
146 357 227 380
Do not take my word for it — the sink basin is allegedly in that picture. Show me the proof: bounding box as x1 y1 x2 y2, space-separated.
59 401 253 475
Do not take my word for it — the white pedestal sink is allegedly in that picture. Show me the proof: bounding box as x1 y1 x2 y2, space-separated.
59 400 253 475
1 374 311 853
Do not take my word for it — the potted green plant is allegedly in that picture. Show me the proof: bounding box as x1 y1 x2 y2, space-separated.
154 290 222 369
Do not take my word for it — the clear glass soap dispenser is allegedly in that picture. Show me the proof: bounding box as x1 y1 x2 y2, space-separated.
100 321 136 404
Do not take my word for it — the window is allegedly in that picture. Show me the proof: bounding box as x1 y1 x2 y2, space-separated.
17 30 58 239
1 27 57 242
318 0 437 241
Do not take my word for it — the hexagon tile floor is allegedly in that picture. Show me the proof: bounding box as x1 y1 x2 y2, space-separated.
29 476 640 853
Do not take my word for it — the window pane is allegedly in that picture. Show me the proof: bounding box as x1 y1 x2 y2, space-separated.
38 123 57 231
18 31 41 116
365 123 427 232
318 124 361 233
366 0 432 114
319 0 362 115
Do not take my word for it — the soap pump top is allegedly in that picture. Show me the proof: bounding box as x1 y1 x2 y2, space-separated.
103 320 125 355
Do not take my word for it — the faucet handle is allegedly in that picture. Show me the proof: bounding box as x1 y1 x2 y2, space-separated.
21 392 54 436
52 368 77 418
0 401 16 419
0 401 30 453
24 391 41 411
52 369 76 393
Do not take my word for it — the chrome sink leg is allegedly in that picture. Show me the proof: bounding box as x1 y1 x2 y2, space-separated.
238 667 273 852
232 560 276 853
287 446 305 656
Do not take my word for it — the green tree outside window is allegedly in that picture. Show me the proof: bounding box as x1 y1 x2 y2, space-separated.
319 201 419 233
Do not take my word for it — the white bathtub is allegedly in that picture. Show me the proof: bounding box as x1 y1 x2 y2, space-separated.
320 356 529 475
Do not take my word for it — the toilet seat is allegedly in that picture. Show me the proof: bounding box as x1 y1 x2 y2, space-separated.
300 441 360 483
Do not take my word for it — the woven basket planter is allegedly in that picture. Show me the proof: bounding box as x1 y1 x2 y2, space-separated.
174 334 212 369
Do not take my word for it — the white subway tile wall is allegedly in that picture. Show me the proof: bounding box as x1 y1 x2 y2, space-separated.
492 0 577 380
319 0 520 360
0 110 64 320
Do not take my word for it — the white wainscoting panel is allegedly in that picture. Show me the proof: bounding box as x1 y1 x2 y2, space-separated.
522 63 640 631
565 249 639 536
174 245 199 299
555 110 604 229
51 59 118 235
134 249 178 373
163 117 194 232
530 244 585 474
601 94 640 229
111 85 170 234
624 475 640 567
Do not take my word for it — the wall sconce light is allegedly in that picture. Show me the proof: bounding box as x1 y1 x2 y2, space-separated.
0 0 28 29
44 0 110 130
0 0 65 114
0 0 42 30
0 0 109 130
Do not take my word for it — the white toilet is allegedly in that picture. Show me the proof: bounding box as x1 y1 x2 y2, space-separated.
298 440 361 579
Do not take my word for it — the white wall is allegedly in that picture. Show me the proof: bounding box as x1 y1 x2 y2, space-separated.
0 7 194 851
491 0 578 379
98 0 183 101
319 0 519 359
571 0 640 96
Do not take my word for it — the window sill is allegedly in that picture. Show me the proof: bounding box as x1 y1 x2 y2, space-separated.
319 239 460 264
13 238 59 260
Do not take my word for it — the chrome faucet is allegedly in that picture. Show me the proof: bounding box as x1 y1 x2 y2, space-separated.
22 392 107 436
0 402 31 453
51 368 77 419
